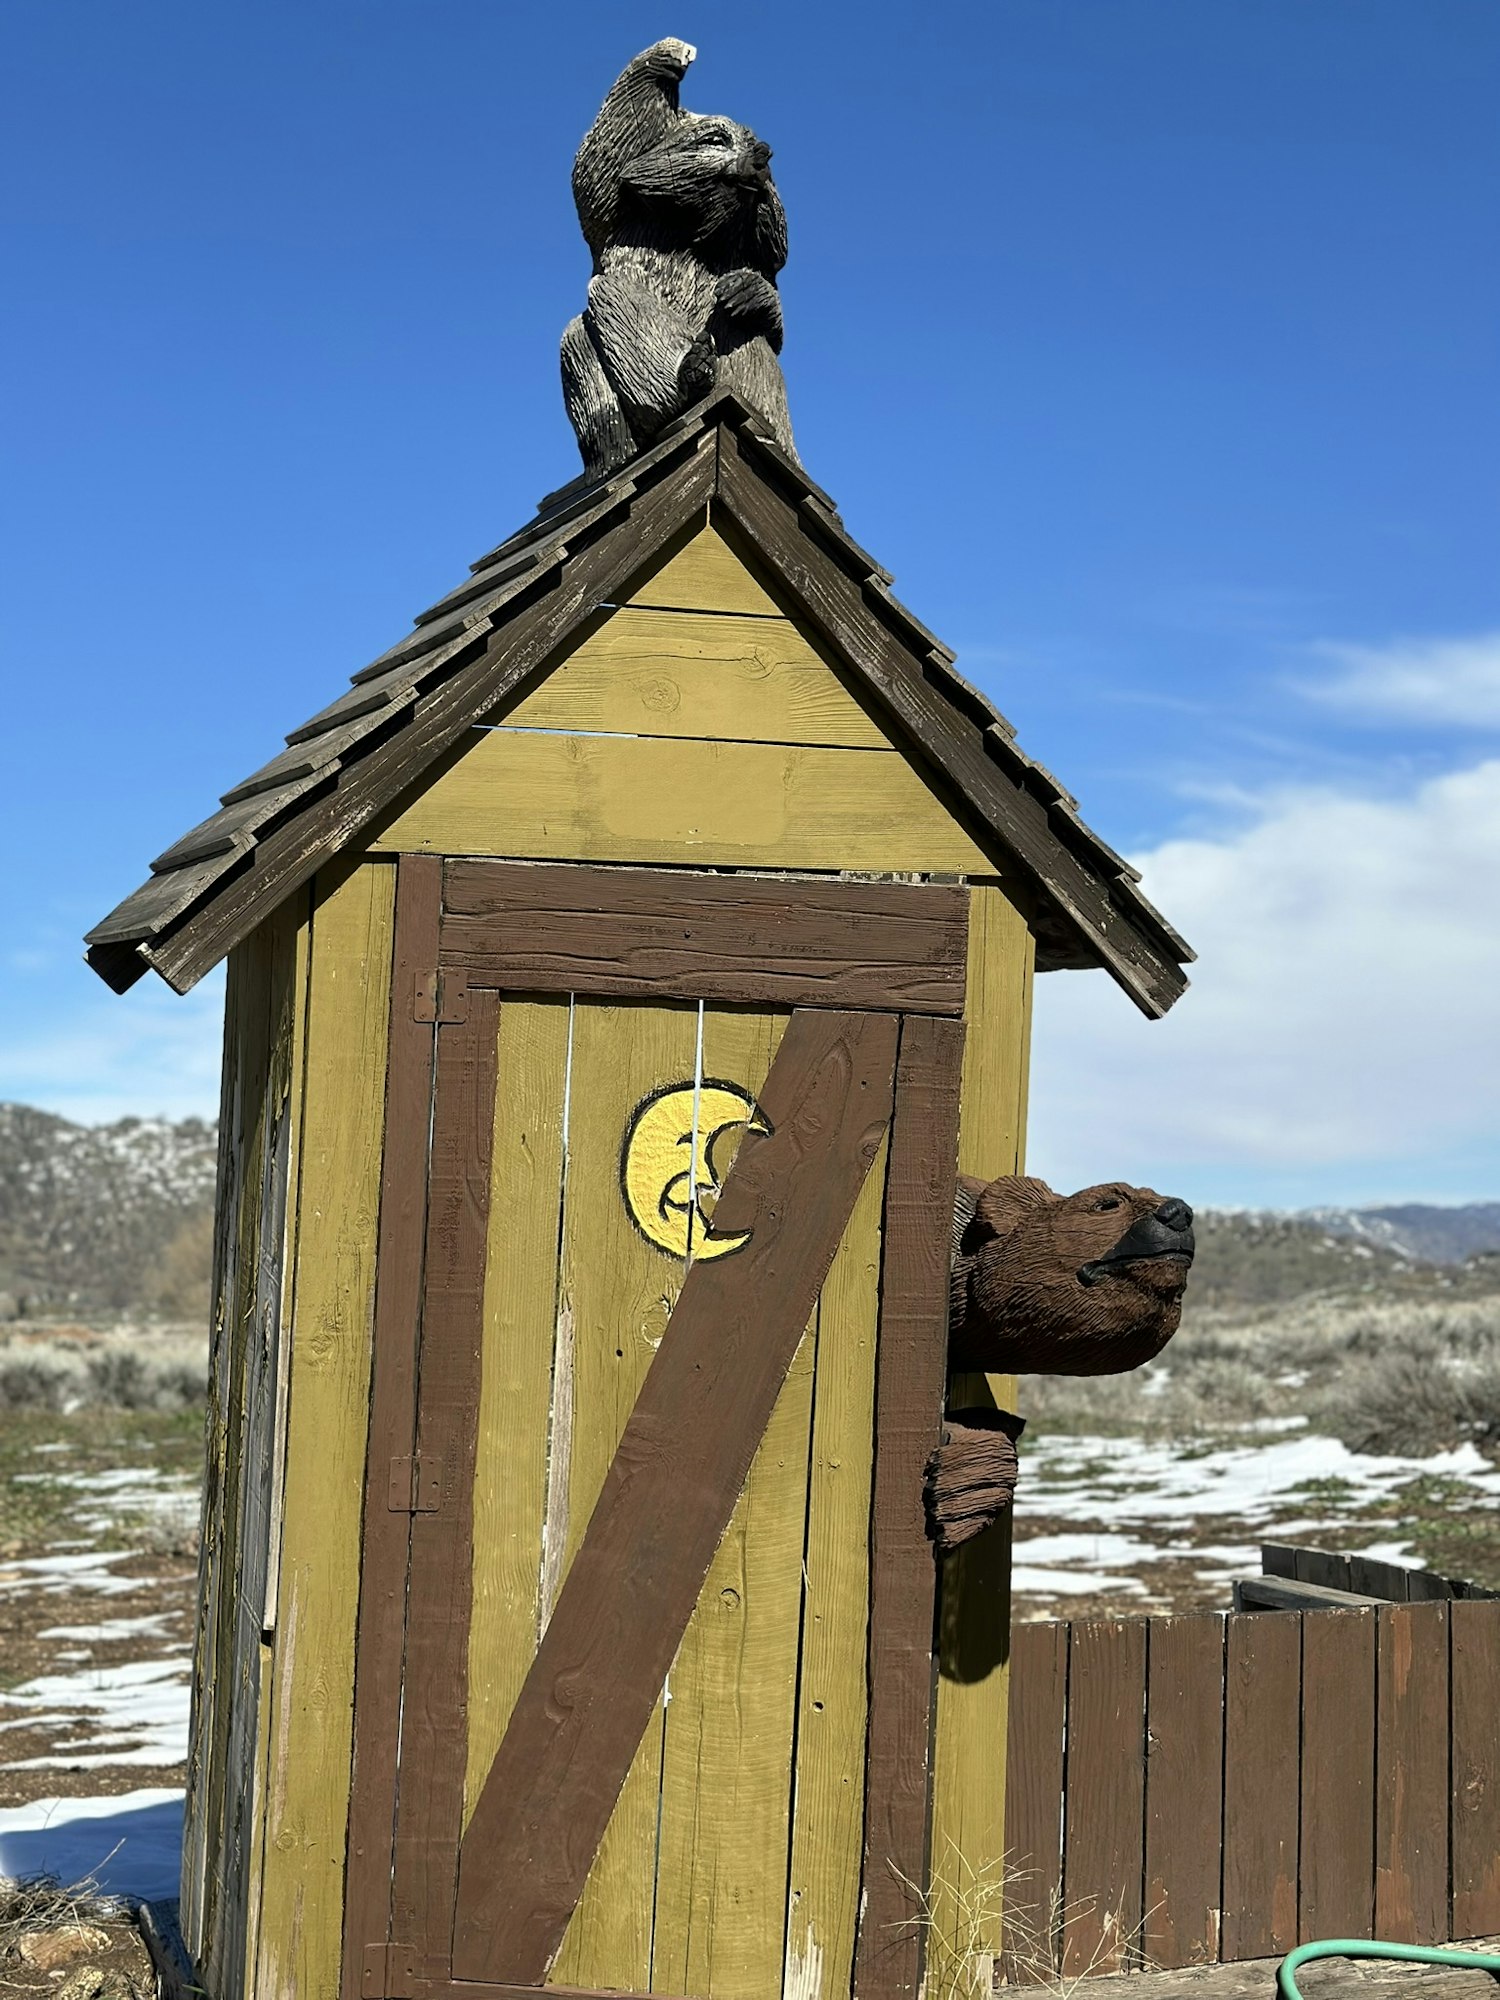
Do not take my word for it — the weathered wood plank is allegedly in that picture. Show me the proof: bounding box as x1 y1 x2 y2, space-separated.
784 1136 886 2000
1062 1618 1147 1978
931 886 1034 1999
1001 1619 1068 1985
242 891 315 1989
1025 1937 1500 2000
1451 1600 1500 1938
1222 1612 1300 1962
456 1009 899 1986
651 1009 807 2000
854 1015 965 2000
1144 1613 1225 1970
390 989 500 1980
259 857 395 2000
260 888 313 1635
1236 1578 1383 1613
1300 1608 1376 1942
220 898 303 1999
623 521 785 615
198 909 286 1996
180 925 249 1967
463 997 571 1827
499 603 889 746
370 729 995 875
547 998 697 1993
1375 1602 1450 1944
440 859 969 1015
652 1329 815 2000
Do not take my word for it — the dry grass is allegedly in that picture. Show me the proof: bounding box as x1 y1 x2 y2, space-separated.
0 1331 207 1412
1021 1288 1500 1460
893 1844 1159 2000
0 1868 152 2000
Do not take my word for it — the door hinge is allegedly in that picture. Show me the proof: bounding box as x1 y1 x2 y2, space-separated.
361 1943 417 1999
413 967 469 1024
387 1455 443 1513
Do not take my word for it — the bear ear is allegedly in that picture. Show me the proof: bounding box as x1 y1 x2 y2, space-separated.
966 1174 1057 1250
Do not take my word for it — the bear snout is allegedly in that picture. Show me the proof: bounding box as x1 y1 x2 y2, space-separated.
1076 1199 1195 1286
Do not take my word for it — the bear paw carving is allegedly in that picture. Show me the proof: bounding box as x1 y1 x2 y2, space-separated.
923 1408 1025 1554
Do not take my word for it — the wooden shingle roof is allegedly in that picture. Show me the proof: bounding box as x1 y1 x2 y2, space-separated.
86 390 1193 1016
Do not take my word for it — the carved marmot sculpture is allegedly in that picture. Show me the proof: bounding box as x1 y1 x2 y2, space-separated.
925 1177 1195 1551
561 39 795 480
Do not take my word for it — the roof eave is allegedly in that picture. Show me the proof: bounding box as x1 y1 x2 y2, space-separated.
84 391 1192 1018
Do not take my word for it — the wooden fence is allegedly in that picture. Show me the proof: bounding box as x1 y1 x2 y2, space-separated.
1001 1599 1500 1979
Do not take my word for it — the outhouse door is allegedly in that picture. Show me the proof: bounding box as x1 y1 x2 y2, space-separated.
341 854 970 2000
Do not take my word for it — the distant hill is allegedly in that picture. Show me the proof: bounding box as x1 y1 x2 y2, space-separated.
1186 1205 1500 1315
2 1101 1498 1323
1303 1202 1500 1266
0 1104 217 1320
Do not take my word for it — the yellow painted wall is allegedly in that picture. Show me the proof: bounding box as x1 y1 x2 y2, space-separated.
252 858 395 2000
367 525 1013 884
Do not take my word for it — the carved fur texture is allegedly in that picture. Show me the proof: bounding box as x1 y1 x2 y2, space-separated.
949 1175 1196 1377
561 40 796 480
923 1407 1025 1554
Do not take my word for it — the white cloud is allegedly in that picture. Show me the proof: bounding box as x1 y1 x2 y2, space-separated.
0 968 224 1125
1027 760 1500 1202
1300 631 1500 729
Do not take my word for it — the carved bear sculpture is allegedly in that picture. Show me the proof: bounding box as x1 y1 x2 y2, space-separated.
924 1177 1195 1551
561 39 795 481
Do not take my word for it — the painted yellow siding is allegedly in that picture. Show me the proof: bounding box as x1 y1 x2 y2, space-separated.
254 859 394 2000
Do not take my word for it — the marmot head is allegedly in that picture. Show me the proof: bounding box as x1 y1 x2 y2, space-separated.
950 1176 1194 1376
623 111 778 258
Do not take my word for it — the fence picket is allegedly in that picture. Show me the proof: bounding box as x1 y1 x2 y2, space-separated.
1004 1596 1486 1978
1222 1611 1300 1961
1299 1606 1376 1940
1001 1621 1068 1983
1451 1599 1500 1938
1376 1601 1451 1943
1060 1619 1146 1978
1143 1614 1225 1970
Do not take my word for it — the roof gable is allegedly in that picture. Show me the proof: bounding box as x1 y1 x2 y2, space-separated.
85 391 1192 1016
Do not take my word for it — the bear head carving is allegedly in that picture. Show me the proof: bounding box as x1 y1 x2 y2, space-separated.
949 1175 1194 1376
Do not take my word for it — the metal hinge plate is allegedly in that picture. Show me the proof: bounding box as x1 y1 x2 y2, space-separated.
361 1942 417 1999
413 968 469 1024
387 1455 443 1514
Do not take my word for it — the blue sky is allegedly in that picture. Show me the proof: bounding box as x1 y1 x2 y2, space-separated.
3 0 1497 1206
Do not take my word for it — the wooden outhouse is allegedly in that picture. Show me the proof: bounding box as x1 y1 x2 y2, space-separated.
87 391 1190 2000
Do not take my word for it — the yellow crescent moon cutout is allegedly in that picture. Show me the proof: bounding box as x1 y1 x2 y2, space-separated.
620 1079 771 1263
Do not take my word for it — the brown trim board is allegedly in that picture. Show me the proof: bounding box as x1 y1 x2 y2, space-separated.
439 860 968 1014
854 1013 966 2000
450 1006 901 1985
387 986 501 1979
339 855 443 2000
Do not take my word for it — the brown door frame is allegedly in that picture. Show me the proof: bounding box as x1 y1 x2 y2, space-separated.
340 855 967 2000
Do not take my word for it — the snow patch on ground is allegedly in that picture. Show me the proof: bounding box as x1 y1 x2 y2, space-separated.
0 1789 183 1902
0 1656 191 1770
1019 1431 1500 1526
0 1551 161 1599
1012 1430 1500 1607
38 1615 176 1644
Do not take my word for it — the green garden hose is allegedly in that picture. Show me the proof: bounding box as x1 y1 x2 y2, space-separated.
1278 1939 1500 2000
